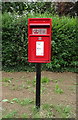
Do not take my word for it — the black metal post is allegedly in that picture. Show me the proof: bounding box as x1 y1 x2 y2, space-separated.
36 63 41 109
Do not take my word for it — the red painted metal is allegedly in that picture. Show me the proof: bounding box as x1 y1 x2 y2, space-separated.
28 18 52 63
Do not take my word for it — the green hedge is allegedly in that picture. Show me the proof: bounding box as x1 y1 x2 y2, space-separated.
2 13 77 72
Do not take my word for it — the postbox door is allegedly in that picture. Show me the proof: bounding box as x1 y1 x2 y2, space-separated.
28 36 51 62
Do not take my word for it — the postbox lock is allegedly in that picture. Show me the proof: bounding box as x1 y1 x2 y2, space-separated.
38 37 42 40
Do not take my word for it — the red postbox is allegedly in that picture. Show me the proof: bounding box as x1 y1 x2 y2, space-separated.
28 18 52 63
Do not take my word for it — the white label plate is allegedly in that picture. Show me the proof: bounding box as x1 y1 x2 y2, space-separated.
36 41 44 56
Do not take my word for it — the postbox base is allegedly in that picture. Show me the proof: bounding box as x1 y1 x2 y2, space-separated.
28 60 51 63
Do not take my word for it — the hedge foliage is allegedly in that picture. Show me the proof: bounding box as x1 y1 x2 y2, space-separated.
2 13 77 72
